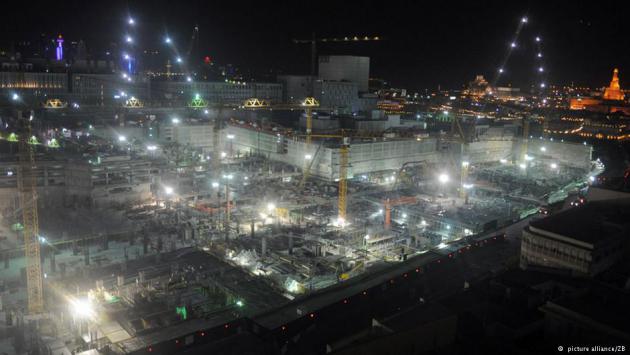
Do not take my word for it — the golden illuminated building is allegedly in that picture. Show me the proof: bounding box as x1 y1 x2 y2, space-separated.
569 68 629 115
603 68 624 101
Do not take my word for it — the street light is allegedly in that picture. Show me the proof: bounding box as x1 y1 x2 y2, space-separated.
164 36 172 44
176 57 182 63
172 117 180 124
438 173 449 184
128 17 135 25
11 93 19 101
164 186 174 195
118 135 127 142
126 36 133 43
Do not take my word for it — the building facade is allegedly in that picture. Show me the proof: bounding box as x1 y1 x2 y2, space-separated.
318 55 370 92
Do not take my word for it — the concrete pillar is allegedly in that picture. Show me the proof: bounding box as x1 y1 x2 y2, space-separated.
288 233 294 255
261 235 267 257
84 240 90 266
50 252 56 273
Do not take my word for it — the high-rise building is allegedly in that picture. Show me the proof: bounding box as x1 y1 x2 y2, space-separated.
318 55 369 92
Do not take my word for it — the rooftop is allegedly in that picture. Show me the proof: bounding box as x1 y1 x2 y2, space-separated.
529 198 630 245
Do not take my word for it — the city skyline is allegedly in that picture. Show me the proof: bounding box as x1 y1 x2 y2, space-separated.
1 0 628 90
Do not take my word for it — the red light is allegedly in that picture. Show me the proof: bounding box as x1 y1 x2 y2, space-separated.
204 56 212 64
224 324 229 329
281 325 287 331
148 347 153 352
200 331 205 336
448 253 453 258
343 299 348 304
309 313 315 318
415 268 420 272
403 273 408 278
175 339 180 344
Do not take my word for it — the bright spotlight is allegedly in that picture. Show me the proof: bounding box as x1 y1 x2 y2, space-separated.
540 83 546 88
147 145 157 151
521 17 528 23
519 163 527 169
176 57 182 63
164 36 172 44
186 76 192 82
540 146 546 152
227 134 235 139
461 161 470 167
118 135 126 142
588 176 595 182
267 202 276 211
126 36 133 43
438 173 449 184
69 298 94 319
304 154 312 160
510 42 516 48
211 182 219 188
550 163 558 169
171 117 180 124
500 158 508 164
128 17 135 25
463 183 474 189
498 68 504 73
164 186 174 195
539 67 544 72
11 93 19 101
535 36 541 42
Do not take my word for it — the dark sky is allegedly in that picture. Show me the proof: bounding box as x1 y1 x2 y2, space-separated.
2 0 629 90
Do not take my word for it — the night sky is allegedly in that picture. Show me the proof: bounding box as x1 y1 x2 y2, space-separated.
2 0 629 91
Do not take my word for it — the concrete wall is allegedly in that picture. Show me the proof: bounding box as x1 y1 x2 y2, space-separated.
526 139 592 170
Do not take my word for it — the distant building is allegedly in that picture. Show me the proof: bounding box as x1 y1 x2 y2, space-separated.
569 69 630 115
520 199 630 277
464 75 492 97
318 55 369 92
152 81 282 105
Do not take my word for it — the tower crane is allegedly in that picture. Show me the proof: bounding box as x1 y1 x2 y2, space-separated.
450 114 471 202
292 34 382 76
17 111 44 315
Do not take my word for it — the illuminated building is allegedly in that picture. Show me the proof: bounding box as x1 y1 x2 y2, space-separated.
55 34 64 61
603 68 625 100
464 75 493 97
569 68 629 115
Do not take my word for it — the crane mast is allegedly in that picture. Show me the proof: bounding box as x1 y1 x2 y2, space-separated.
17 111 44 315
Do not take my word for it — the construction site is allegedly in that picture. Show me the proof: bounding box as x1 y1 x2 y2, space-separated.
0 93 599 354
